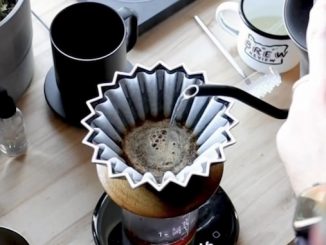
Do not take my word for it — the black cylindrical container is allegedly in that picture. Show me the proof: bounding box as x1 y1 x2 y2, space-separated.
47 2 137 125
284 0 314 76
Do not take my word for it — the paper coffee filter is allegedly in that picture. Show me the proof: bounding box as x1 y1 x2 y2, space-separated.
82 62 238 191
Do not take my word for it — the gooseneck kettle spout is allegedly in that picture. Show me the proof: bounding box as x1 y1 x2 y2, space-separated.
183 84 289 119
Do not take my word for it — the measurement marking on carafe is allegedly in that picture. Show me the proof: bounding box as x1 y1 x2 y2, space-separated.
199 242 214 245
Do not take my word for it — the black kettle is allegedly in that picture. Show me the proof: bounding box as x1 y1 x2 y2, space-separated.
284 0 314 76
182 84 288 119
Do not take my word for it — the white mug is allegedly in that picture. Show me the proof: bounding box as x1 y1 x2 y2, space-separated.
216 0 300 74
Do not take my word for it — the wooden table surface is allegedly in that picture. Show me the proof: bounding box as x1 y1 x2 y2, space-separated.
0 0 300 244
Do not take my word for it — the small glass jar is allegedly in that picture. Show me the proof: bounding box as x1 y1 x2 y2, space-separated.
0 107 27 156
0 88 27 157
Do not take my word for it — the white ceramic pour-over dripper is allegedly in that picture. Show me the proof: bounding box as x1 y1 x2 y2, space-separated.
81 62 239 219
81 62 238 191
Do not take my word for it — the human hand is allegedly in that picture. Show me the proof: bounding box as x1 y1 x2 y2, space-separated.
276 0 326 195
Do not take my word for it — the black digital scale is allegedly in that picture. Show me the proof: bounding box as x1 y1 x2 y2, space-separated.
78 0 197 35
92 187 239 245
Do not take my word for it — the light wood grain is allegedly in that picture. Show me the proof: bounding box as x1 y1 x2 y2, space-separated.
0 0 300 244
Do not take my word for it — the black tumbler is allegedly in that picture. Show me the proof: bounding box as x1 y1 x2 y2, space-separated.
45 2 137 126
